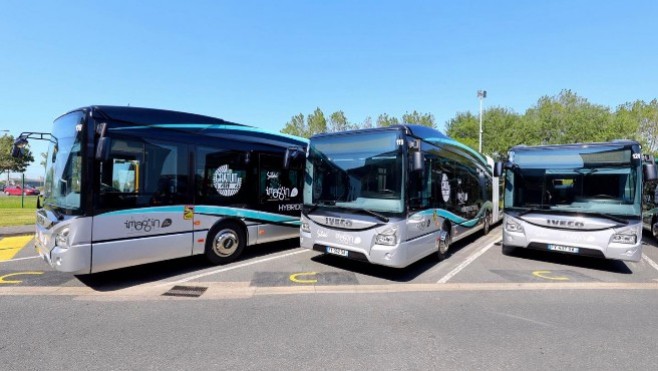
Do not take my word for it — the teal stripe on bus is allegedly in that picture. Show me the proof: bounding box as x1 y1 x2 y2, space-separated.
411 201 493 228
100 206 185 216
195 206 301 225
111 123 309 144
99 205 302 226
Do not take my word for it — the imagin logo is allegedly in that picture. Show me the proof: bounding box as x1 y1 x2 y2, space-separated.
125 218 172 233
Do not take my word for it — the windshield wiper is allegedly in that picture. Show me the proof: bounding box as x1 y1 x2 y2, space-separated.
517 206 551 217
305 199 337 214
356 208 389 223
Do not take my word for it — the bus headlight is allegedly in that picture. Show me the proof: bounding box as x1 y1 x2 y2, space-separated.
611 225 640 245
375 229 397 246
611 234 637 244
55 228 70 249
505 218 524 233
301 222 310 233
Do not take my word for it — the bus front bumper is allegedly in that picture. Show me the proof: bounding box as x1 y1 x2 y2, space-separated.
503 220 642 262
35 231 91 275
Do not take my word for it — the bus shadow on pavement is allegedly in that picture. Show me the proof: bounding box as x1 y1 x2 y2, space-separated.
76 238 300 291
642 231 658 249
311 231 488 283
502 245 633 275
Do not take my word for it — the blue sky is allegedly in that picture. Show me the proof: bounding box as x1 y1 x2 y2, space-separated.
2 0 657 178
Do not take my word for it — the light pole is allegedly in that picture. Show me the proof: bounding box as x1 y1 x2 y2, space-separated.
477 90 487 153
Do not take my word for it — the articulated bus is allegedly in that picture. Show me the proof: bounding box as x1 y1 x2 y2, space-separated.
495 141 657 262
13 106 307 274
300 125 495 268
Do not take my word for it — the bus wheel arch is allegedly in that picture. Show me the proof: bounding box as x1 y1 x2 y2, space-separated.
205 220 247 265
437 221 452 261
652 215 658 239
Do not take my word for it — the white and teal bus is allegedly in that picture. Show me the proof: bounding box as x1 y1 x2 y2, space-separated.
13 106 307 274
300 125 495 268
495 141 656 262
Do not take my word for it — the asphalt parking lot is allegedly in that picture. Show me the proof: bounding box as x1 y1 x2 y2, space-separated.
2 225 658 300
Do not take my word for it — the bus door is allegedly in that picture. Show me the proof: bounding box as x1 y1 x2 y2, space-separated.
92 138 193 273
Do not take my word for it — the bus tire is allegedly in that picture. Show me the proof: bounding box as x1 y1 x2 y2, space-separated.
483 212 491 235
652 216 658 239
205 222 246 265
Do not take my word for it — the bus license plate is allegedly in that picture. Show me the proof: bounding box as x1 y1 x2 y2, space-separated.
548 244 579 254
326 247 348 257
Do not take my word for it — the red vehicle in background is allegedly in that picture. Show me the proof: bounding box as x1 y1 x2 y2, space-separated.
4 185 40 196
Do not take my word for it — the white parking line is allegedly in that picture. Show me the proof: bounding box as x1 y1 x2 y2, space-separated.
156 248 312 287
437 240 497 284
642 253 658 273
0 256 41 264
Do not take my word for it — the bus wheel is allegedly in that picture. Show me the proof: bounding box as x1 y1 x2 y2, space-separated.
483 212 491 235
205 222 246 265
652 218 658 239
437 228 450 261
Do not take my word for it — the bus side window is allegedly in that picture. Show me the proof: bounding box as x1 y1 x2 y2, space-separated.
98 138 189 211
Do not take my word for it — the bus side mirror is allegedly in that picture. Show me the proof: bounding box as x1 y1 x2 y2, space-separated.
412 151 424 172
11 136 29 158
96 137 112 161
494 162 503 177
644 163 657 181
11 145 23 158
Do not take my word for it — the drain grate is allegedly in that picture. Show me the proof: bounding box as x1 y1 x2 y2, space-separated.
162 285 208 298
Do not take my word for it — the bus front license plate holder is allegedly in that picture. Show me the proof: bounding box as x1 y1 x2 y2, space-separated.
326 247 348 257
548 244 579 254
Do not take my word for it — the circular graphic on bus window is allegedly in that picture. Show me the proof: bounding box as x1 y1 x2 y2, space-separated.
213 165 242 197
441 173 451 202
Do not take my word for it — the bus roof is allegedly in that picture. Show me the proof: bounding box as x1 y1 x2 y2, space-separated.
510 140 640 153
63 105 308 147
310 124 488 166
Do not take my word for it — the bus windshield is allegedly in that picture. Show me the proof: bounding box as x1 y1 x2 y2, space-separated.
43 112 85 215
505 145 641 217
304 130 404 214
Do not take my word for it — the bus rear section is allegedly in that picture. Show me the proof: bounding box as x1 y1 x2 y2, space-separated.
498 141 655 262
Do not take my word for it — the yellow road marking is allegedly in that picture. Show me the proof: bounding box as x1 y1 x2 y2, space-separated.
289 272 318 284
0 271 44 284
532 270 569 281
0 236 34 262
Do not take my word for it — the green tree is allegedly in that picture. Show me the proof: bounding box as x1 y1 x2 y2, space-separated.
281 113 307 137
614 99 658 153
482 107 523 159
307 108 327 135
361 116 373 129
280 108 328 138
0 134 34 183
402 110 435 128
377 113 399 127
328 110 354 132
445 111 479 151
522 89 613 145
